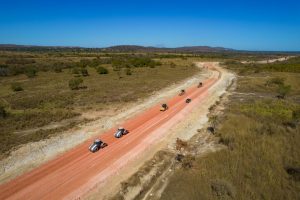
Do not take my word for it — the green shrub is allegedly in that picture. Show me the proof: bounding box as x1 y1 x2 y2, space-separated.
112 56 161 68
53 64 63 73
80 68 89 76
170 62 176 68
97 66 109 74
277 84 291 99
0 65 9 76
11 82 23 92
211 179 236 198
72 67 80 74
25 67 37 78
0 105 7 118
292 108 300 120
126 68 132 75
5 58 35 65
265 77 285 86
68 78 83 90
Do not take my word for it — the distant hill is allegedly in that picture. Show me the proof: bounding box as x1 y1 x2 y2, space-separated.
1 44 299 54
102 45 233 53
0 44 234 53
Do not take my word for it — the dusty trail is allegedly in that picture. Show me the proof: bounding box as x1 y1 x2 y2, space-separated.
0 64 220 200
241 56 295 64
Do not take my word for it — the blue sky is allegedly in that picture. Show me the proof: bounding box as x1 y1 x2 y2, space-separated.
0 0 299 51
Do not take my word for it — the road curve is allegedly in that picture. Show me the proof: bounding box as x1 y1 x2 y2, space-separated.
0 64 221 200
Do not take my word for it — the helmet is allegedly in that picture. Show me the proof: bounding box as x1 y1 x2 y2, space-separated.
95 139 101 143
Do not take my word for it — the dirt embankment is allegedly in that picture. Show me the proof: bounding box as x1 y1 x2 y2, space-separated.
86 63 235 200
0 66 209 184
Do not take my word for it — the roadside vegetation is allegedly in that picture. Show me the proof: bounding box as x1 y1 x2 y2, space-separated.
0 51 201 157
161 56 300 200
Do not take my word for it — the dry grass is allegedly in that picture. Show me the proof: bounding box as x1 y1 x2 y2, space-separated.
160 61 300 200
0 52 201 157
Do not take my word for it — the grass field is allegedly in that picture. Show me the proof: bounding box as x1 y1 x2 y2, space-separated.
0 52 202 157
160 57 300 200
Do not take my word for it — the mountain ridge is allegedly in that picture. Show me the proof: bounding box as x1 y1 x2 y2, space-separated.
0 44 233 53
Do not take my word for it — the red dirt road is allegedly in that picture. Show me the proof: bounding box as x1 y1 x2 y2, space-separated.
0 66 220 200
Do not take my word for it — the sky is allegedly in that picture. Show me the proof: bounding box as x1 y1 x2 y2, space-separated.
0 0 299 51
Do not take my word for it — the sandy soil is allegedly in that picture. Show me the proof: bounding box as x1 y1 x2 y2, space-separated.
241 56 295 64
0 68 208 184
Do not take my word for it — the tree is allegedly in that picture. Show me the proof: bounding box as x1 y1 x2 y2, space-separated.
97 66 109 74
11 82 23 92
69 78 83 90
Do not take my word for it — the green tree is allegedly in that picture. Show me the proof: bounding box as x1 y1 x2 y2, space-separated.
69 78 83 90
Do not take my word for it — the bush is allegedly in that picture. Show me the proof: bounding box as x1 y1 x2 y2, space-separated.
292 109 300 120
25 67 37 78
5 58 35 65
211 179 236 198
0 105 7 118
80 68 89 76
97 66 109 74
111 56 161 68
53 63 63 73
265 77 284 86
176 138 188 151
277 84 291 99
170 62 176 68
126 68 132 75
0 65 9 76
68 78 83 90
11 83 23 92
72 67 80 74
181 154 195 169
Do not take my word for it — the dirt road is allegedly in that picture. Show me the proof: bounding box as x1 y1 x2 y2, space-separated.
0 64 221 200
241 56 295 64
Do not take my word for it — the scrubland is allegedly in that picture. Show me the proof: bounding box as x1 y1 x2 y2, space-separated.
0 52 201 157
161 56 300 200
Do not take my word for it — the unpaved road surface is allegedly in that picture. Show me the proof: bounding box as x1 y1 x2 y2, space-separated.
0 64 221 200
241 56 295 64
